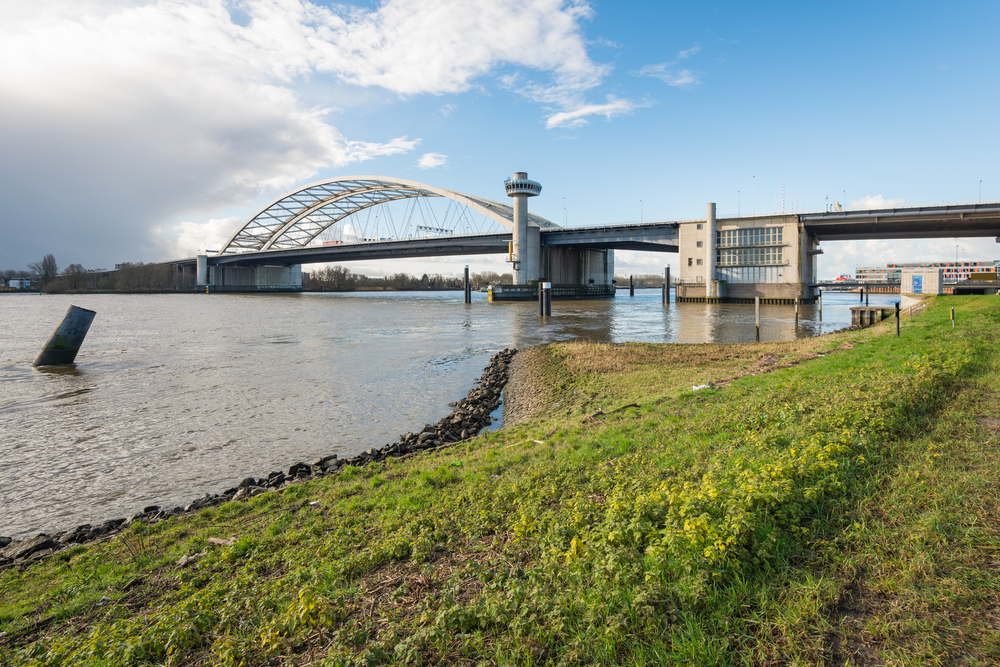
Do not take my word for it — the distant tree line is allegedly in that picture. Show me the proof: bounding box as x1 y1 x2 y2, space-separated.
304 266 513 291
5 256 526 293
2 255 196 292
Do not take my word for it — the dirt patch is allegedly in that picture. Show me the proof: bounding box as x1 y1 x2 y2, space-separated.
715 341 855 387
502 346 568 428
558 340 766 375
823 568 886 667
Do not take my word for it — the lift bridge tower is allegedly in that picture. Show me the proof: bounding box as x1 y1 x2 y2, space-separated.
505 171 542 284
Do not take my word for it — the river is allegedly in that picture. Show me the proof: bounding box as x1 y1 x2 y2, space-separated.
0 289 897 538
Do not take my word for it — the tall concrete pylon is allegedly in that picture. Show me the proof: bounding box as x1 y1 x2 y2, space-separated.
505 172 542 284
706 202 717 297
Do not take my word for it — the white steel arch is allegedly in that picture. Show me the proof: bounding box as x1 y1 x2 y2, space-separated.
219 175 559 254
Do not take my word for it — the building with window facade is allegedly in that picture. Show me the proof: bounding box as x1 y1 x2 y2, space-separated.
677 211 819 301
855 260 999 283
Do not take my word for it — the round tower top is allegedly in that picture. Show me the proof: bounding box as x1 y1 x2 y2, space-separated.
504 172 541 198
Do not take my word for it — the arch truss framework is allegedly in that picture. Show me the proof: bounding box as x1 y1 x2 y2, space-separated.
220 176 559 254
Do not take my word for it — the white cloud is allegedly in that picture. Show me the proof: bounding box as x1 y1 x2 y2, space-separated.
0 0 621 267
678 44 701 59
545 95 640 129
438 104 456 118
417 153 448 169
308 0 607 98
637 66 700 87
850 195 906 209
592 37 622 49
634 45 704 88
152 217 244 259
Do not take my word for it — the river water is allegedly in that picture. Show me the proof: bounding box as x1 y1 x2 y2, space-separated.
0 289 897 538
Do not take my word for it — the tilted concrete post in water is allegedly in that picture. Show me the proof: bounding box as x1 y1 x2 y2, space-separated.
663 266 670 304
795 297 800 326
464 265 471 304
630 274 634 297
33 305 97 367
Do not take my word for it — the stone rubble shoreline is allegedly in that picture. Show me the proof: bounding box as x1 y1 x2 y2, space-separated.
0 348 518 571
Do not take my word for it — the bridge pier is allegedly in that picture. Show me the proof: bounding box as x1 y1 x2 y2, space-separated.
676 205 818 303
505 172 542 284
198 257 303 292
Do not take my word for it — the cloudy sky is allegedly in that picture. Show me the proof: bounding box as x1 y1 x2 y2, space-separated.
2 0 998 278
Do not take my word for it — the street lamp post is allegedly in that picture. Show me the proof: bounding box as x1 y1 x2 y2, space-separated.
738 190 740 217
980 180 983 203
826 195 829 212
640 200 643 223
752 176 755 216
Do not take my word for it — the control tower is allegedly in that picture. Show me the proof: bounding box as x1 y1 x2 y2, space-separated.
504 171 542 284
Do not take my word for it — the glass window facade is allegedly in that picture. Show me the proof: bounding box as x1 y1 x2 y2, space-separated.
717 246 783 266
715 227 784 266
716 227 782 248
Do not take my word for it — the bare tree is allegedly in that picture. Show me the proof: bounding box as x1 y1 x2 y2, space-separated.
64 263 86 290
28 254 58 285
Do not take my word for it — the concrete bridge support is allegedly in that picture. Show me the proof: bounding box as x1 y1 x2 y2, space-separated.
197 256 303 291
542 247 614 286
676 206 818 303
505 172 542 284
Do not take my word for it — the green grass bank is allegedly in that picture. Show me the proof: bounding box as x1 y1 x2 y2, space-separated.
2 296 999 666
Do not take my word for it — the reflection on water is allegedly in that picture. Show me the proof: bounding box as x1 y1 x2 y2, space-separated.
0 289 895 538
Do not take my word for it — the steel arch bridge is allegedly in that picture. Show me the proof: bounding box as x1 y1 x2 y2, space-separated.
219 175 559 254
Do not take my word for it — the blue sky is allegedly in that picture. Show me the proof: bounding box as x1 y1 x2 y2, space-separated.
1 0 997 278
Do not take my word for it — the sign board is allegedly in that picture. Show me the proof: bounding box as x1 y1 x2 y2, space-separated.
912 275 923 294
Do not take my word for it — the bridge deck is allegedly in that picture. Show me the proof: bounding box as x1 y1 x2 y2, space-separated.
205 203 1000 267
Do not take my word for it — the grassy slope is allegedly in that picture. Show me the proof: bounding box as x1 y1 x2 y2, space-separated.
1 296 998 666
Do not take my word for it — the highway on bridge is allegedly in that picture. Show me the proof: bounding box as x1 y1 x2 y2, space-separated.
211 222 681 267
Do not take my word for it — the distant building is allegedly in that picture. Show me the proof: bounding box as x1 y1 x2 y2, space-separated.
855 260 999 283
7 279 32 289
